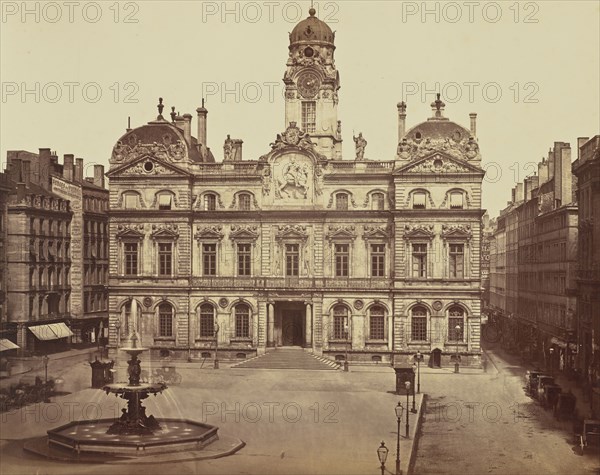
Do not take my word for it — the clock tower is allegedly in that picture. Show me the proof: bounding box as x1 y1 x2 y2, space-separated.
284 8 342 160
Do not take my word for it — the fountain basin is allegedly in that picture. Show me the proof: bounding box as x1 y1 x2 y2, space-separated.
47 418 218 455
103 382 167 395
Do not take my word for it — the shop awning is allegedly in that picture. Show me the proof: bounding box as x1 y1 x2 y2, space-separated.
550 337 568 349
0 339 19 352
29 323 73 341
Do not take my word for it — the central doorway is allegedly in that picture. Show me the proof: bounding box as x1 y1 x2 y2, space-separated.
275 302 305 347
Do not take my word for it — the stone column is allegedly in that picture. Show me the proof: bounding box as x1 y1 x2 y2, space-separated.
267 302 275 347
305 303 312 348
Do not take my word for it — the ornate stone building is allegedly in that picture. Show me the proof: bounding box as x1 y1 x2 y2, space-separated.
107 9 485 367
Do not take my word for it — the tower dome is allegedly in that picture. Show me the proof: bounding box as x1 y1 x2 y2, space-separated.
289 8 335 47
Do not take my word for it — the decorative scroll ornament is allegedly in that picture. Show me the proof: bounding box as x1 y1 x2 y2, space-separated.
151 224 180 240
116 224 145 241
121 160 174 176
363 225 391 239
112 139 186 162
275 224 308 240
397 134 480 161
406 155 472 174
265 122 328 161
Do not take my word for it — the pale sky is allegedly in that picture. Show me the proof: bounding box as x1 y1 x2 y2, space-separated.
1 0 599 217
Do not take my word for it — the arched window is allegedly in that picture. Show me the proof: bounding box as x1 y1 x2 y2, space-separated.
448 306 464 341
333 305 348 339
238 193 251 211
411 306 428 341
369 306 385 340
204 193 216 211
158 303 173 337
199 304 215 338
156 192 173 210
235 304 250 338
336 193 349 211
371 192 385 211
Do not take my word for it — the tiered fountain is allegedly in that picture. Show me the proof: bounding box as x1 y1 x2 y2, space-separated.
25 301 244 462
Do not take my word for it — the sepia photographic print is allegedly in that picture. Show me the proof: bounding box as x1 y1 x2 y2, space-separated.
0 1 599 474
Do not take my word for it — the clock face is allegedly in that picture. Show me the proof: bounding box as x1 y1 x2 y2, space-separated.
297 71 320 99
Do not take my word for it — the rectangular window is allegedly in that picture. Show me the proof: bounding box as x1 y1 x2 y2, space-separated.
412 243 427 278
124 243 138 276
204 194 216 211
302 101 316 133
285 243 299 277
449 243 464 278
336 193 349 211
411 316 427 341
124 194 138 209
158 194 172 210
159 307 173 337
372 193 385 210
448 318 464 341
450 192 464 209
158 243 172 276
239 194 252 211
412 192 426 209
335 243 349 277
333 307 348 340
371 244 385 277
203 243 217 276
199 306 214 338
237 243 252 276
369 308 385 340
235 307 250 338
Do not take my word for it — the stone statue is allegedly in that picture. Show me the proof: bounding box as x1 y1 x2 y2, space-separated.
223 135 235 161
353 133 367 160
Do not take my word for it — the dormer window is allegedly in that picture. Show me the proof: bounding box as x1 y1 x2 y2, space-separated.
238 193 251 211
336 193 348 211
204 194 216 211
412 192 426 209
371 192 385 210
450 192 464 209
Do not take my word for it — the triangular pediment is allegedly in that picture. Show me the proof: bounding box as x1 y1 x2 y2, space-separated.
394 152 482 175
326 225 357 241
230 225 260 241
106 155 191 178
116 225 145 240
441 224 472 239
194 225 224 240
403 224 435 240
275 224 308 240
363 225 390 240
151 225 180 240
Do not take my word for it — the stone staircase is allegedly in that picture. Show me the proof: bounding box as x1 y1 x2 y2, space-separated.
231 347 340 370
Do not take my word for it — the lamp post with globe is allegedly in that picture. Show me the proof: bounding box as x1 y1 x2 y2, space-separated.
377 441 389 475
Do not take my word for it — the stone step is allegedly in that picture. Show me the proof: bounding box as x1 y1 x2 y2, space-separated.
231 348 339 370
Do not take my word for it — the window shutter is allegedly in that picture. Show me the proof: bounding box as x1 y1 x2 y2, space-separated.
413 192 426 208
450 192 464 208
159 194 172 208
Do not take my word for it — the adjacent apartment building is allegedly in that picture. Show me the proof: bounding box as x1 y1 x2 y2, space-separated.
3 149 109 354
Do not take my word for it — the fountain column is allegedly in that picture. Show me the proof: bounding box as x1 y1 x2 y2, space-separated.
267 303 275 347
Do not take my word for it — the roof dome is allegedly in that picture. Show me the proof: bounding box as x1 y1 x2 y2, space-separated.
290 8 335 46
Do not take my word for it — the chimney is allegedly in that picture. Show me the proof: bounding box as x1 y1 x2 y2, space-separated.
75 158 84 182
469 113 477 137
577 137 589 160
183 113 192 144
515 182 524 202
538 158 548 184
196 100 208 152
553 142 572 206
397 101 407 141
63 154 74 181
548 148 555 180
22 160 31 187
93 164 105 189
38 148 52 188
233 139 243 161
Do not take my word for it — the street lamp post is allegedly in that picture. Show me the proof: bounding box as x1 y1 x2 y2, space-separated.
404 381 411 438
395 402 403 475
344 320 349 372
411 364 417 413
114 319 121 351
214 322 220 369
549 347 554 377
414 351 422 393
42 354 50 403
454 324 461 373
377 441 389 475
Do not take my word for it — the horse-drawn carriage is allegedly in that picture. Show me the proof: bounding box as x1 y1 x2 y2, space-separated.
541 384 562 410
577 419 600 455
554 391 577 421
525 370 545 396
